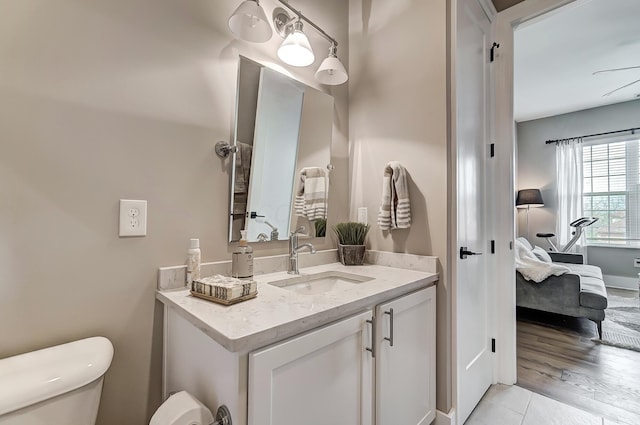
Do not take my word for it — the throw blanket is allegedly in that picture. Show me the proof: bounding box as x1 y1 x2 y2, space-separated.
378 161 411 230
294 167 327 220
515 239 569 283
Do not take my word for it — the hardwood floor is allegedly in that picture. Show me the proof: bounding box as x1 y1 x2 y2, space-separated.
517 307 640 425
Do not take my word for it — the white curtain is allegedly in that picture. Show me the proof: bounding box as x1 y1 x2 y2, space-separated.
556 139 583 249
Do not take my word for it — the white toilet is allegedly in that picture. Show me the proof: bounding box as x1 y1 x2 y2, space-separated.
0 337 216 425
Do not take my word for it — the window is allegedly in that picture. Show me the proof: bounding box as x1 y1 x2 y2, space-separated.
583 139 640 244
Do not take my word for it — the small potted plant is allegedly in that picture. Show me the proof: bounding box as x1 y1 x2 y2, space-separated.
314 218 327 237
333 222 370 266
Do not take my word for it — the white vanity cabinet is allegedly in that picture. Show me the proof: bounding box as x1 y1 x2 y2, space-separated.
375 286 436 425
247 286 436 425
248 310 374 425
159 262 438 425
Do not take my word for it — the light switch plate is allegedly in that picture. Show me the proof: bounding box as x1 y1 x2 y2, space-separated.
119 199 147 237
357 207 368 224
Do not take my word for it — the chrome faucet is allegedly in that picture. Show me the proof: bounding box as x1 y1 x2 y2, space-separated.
288 226 316 274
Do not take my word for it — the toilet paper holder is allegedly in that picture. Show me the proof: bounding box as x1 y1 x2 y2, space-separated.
213 405 232 425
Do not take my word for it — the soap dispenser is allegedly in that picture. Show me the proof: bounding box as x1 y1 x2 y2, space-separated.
186 238 201 288
232 230 253 279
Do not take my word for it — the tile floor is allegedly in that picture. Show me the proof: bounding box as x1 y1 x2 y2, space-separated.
466 384 626 425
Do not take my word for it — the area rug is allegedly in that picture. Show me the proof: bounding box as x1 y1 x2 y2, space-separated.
596 290 640 352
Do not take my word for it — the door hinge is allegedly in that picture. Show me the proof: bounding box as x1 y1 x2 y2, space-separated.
490 42 500 62
490 143 495 158
490 240 495 254
491 338 496 353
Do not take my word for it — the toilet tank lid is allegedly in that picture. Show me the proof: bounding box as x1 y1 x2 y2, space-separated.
0 336 114 416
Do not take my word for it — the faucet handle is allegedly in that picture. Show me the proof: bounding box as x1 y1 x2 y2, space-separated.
291 226 306 236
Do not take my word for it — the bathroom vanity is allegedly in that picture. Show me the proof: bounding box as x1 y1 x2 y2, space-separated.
157 260 438 425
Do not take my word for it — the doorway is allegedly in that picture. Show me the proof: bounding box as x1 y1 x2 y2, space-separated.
496 0 640 422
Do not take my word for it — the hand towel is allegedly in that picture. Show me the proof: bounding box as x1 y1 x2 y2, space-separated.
378 161 411 230
294 167 327 221
233 142 253 194
515 239 569 283
233 142 253 214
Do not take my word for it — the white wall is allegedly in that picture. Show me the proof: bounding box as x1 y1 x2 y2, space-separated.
517 99 640 280
349 0 450 411
0 1 348 424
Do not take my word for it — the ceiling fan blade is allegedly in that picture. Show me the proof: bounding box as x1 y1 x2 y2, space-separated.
602 78 640 97
593 65 640 75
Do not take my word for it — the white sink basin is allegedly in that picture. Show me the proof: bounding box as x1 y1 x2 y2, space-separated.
268 271 373 295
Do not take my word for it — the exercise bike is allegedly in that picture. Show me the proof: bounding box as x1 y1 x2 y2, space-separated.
536 216 598 252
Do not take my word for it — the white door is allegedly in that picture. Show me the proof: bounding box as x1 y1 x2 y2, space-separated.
455 0 494 422
376 287 436 425
248 311 374 425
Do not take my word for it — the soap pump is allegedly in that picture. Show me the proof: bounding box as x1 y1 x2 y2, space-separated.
232 230 253 279
186 238 201 288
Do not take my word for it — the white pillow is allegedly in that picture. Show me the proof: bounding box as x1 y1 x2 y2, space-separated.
516 237 533 251
532 246 552 263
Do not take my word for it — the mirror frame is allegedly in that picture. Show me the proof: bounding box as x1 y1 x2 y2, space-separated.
227 55 334 244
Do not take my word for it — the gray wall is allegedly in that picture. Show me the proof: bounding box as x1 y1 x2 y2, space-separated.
588 246 640 279
349 0 451 411
0 1 348 424
517 99 640 278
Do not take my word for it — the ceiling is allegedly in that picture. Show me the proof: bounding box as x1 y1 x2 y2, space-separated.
514 0 640 122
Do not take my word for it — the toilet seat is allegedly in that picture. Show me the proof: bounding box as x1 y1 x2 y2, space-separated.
150 391 213 425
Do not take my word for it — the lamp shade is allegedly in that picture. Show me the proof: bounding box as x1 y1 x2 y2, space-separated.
315 45 348 85
277 21 315 67
516 189 544 208
228 0 273 43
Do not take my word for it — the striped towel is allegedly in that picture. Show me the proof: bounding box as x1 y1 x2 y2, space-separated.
378 161 411 230
294 167 327 221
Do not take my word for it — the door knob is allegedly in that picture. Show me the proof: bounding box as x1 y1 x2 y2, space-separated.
460 246 483 260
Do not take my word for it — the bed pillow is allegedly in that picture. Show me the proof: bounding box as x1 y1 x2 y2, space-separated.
516 237 533 251
532 246 552 263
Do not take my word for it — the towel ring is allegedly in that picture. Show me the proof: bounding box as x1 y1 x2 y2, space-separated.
327 164 335 172
215 142 238 159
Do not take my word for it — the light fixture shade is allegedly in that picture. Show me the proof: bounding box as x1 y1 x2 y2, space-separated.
315 55 348 85
277 21 315 67
516 189 544 208
228 0 273 43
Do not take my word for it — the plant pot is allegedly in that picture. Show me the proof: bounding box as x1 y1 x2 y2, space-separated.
338 244 366 266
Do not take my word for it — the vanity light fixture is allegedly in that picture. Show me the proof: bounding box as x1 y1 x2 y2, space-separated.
277 19 315 67
228 0 273 43
315 43 348 85
272 1 348 85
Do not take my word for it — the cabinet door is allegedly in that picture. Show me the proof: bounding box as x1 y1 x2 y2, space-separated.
376 286 436 425
248 310 374 425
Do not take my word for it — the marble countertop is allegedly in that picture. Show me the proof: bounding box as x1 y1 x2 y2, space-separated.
156 262 438 353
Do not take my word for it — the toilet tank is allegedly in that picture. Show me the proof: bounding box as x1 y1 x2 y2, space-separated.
0 336 114 425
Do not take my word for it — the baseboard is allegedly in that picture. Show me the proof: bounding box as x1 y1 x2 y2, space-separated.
435 408 456 425
603 274 638 290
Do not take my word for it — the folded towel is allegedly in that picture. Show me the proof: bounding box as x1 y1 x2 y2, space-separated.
295 167 327 221
515 239 569 283
378 161 411 230
191 275 257 300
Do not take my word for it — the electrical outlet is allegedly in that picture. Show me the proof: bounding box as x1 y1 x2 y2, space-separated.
119 199 147 237
634 258 640 268
357 207 368 224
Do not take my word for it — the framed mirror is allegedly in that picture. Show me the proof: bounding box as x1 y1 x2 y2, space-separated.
229 56 333 243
